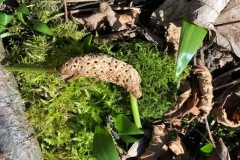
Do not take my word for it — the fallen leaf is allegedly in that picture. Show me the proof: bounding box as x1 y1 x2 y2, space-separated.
150 0 191 26
168 136 186 156
139 124 172 160
192 60 213 120
165 23 181 58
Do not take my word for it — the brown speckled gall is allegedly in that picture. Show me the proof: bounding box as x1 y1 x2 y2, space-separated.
58 54 142 98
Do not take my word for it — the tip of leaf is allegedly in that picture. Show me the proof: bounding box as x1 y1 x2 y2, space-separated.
33 21 53 36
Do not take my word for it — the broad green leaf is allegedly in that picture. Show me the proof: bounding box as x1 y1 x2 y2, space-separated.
16 13 27 25
93 126 119 160
115 114 143 135
0 25 5 32
119 134 138 143
200 143 213 156
0 13 14 26
32 21 53 36
16 4 29 14
175 17 207 78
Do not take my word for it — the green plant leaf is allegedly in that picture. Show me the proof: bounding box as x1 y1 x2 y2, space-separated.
119 134 138 143
175 17 207 78
0 12 14 26
115 114 143 135
0 0 5 4
33 21 53 36
200 143 213 156
16 4 29 14
83 34 93 53
16 13 27 25
93 126 119 160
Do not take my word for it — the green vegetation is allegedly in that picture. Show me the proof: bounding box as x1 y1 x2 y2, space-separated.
2 1 189 159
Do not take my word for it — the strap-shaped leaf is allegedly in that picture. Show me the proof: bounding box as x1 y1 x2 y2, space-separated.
0 13 14 26
115 114 143 135
16 4 29 15
32 21 53 36
175 17 207 78
93 126 119 160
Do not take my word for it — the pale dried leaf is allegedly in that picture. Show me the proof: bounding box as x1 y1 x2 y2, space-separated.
190 0 230 29
193 61 213 120
139 124 172 160
165 23 181 57
214 0 240 57
168 136 185 156
207 138 231 160
150 0 191 26
211 92 240 128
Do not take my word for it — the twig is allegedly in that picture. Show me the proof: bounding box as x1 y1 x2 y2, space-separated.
63 0 69 21
213 66 240 83
213 79 240 90
205 118 216 148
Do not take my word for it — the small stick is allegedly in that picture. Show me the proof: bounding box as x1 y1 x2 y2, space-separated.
63 0 69 21
213 79 240 90
205 118 216 148
213 66 240 83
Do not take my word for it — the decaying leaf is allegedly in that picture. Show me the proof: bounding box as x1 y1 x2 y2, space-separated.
193 60 213 120
168 136 186 156
140 125 189 159
150 0 191 26
73 2 140 31
207 138 231 160
190 0 240 57
165 23 181 58
165 61 213 123
58 54 142 98
211 88 240 128
139 124 172 160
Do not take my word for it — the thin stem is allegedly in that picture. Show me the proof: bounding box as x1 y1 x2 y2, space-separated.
4 66 58 73
130 92 142 128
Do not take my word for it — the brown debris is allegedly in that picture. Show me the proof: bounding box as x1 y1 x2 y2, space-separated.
165 23 181 58
207 138 231 160
193 60 213 120
73 2 140 31
211 87 240 128
165 61 213 124
58 54 142 98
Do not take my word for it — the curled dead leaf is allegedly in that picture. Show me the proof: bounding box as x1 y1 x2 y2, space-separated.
211 91 240 128
168 136 186 156
207 138 231 160
193 60 213 120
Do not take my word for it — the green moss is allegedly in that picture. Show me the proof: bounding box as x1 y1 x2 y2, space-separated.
4 1 189 159
98 42 189 120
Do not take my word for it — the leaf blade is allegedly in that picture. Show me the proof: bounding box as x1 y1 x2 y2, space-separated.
32 21 53 36
93 126 119 160
115 114 143 135
175 17 207 78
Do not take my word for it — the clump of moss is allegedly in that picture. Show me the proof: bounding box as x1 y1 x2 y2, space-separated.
98 42 188 120
3 1 189 159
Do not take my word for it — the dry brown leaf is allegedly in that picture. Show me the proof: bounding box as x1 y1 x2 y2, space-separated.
207 138 231 160
190 0 240 57
211 91 240 128
139 124 172 160
168 136 185 156
165 23 181 58
193 60 213 120
150 0 191 26
73 2 140 31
